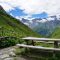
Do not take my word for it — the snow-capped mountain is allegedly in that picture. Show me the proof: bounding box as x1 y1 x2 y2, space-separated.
21 15 60 36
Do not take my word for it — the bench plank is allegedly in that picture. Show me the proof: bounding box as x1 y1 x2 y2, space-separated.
22 37 60 41
36 41 60 44
16 44 60 51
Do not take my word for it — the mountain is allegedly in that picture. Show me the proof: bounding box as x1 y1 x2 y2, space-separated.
19 15 60 37
0 6 41 38
21 18 30 26
24 15 60 37
50 27 60 38
32 18 60 37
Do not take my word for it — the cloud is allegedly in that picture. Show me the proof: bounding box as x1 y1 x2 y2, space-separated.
0 2 14 11
0 0 60 16
15 15 33 20
37 19 47 23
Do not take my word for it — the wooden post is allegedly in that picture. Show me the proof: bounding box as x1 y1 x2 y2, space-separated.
53 41 59 58
32 40 35 46
54 41 59 48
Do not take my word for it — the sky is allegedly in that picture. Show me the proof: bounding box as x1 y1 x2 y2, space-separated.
0 0 60 20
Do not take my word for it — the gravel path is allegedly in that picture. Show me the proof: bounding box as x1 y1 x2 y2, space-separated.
0 46 27 60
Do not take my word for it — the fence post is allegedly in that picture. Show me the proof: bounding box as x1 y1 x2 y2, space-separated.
32 40 35 46
54 41 59 48
53 41 59 58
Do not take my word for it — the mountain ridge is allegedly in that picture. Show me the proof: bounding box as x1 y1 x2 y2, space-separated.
21 15 60 37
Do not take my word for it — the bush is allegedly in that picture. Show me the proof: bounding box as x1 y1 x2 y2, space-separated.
0 37 19 48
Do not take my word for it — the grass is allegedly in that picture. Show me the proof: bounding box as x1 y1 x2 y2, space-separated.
50 27 60 38
35 42 54 47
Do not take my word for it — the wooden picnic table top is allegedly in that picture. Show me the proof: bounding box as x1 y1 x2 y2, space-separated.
21 37 60 41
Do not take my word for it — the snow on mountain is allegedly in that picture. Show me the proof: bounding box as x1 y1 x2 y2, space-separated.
18 15 60 36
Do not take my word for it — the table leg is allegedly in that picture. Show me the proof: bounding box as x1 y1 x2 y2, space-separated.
53 41 59 58
54 41 59 48
32 40 35 46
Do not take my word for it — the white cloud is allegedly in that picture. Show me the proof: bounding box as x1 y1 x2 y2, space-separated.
10 13 14 16
47 17 55 21
15 15 33 20
15 16 21 20
37 19 47 23
0 0 60 16
24 23 29 26
0 2 14 11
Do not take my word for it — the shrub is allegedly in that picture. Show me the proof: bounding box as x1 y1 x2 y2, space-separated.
0 37 19 48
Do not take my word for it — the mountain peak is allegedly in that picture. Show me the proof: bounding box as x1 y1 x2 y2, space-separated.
0 5 3 10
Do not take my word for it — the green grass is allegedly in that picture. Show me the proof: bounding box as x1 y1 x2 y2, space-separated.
50 27 60 38
35 42 54 47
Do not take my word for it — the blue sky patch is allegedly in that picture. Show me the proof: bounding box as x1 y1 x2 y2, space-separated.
32 12 48 19
8 7 27 17
8 7 48 19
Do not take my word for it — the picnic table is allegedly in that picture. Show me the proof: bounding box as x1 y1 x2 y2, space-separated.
22 37 60 48
17 37 60 51
17 37 60 57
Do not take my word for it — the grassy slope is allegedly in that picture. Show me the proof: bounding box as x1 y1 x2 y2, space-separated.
50 27 60 38
0 6 41 38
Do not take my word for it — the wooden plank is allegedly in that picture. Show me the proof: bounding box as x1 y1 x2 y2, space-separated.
43 42 54 44
21 37 60 41
36 41 60 45
36 41 54 44
16 44 60 51
36 41 47 43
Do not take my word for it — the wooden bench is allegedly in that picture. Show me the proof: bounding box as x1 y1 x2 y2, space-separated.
16 37 60 57
16 44 60 51
21 37 60 48
17 37 60 53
